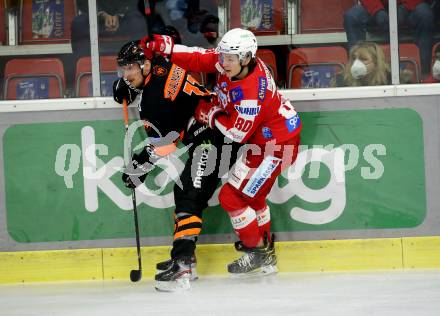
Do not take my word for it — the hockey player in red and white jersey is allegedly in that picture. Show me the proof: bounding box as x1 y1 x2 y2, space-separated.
145 28 302 276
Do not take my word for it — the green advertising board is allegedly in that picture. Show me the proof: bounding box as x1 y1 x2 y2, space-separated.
3 108 426 243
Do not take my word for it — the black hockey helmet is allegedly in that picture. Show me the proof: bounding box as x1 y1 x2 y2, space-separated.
117 40 148 66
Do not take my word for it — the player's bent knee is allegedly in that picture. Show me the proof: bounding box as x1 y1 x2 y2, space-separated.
218 183 247 212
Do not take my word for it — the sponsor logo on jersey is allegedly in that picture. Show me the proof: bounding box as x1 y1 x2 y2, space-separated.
234 104 260 116
214 85 229 108
258 77 267 101
262 63 274 92
285 114 301 133
230 208 255 229
193 143 211 189
227 129 246 142
231 216 246 226
193 125 208 137
164 64 186 101
262 127 273 139
229 87 244 103
243 156 281 197
217 91 228 108
153 65 168 76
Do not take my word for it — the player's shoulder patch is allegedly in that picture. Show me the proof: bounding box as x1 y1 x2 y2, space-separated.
153 65 168 76
285 113 301 133
229 86 244 103
262 127 273 139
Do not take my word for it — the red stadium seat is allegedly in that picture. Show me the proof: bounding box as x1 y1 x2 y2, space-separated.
75 56 119 97
287 46 348 88
300 0 357 33
380 43 421 83
19 0 76 44
257 49 278 82
4 58 65 99
0 0 6 45
229 0 285 35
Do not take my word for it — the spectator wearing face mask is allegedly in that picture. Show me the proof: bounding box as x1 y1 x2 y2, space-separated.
333 41 391 87
422 45 440 83
343 0 434 78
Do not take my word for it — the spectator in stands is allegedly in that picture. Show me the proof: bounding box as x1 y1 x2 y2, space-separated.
333 41 391 87
154 0 219 47
343 0 434 78
422 44 440 83
71 0 149 58
200 14 220 45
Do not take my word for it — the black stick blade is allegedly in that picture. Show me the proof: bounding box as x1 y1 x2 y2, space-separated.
130 269 142 282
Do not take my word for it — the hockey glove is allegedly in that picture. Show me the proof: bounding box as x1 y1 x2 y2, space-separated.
194 99 224 129
113 78 140 104
139 36 154 59
146 34 174 57
122 145 158 188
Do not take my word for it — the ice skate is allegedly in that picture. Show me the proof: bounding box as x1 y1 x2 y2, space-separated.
228 234 277 278
155 258 193 292
156 255 198 281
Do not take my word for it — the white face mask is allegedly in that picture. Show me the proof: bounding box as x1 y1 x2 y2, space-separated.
432 60 440 80
351 59 368 79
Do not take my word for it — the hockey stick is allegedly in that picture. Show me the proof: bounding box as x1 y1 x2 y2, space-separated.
144 0 153 37
123 98 143 282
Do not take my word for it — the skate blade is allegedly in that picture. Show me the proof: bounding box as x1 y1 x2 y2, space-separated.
155 268 198 282
190 267 199 281
229 264 278 279
155 277 191 292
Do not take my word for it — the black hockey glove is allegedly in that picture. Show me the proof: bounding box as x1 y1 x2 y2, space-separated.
122 145 159 188
113 78 140 104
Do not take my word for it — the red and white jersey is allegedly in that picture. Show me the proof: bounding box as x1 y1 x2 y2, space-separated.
171 45 302 144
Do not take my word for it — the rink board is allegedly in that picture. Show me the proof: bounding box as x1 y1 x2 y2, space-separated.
1 95 440 284
1 236 439 284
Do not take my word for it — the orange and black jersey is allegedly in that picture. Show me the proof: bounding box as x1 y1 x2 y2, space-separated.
138 56 211 139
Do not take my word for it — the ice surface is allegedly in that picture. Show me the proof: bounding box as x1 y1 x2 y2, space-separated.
1 271 439 316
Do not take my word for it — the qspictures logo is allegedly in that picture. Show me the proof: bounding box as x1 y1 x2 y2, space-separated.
2 109 426 242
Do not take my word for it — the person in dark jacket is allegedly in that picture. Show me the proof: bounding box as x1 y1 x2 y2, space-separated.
71 0 149 58
343 0 434 77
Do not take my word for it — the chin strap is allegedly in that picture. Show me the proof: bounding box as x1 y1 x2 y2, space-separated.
215 62 226 75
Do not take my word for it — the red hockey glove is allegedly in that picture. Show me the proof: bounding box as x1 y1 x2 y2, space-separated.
195 99 224 129
146 34 174 57
139 36 154 59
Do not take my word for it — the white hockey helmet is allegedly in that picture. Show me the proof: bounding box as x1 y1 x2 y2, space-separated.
216 28 257 63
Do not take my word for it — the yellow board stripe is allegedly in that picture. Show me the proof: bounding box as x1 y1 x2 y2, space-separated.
0 249 102 284
402 236 440 269
276 238 403 272
1 236 439 284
